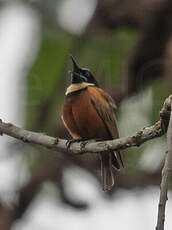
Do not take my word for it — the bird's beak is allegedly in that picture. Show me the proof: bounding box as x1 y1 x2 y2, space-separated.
70 55 82 83
70 55 80 73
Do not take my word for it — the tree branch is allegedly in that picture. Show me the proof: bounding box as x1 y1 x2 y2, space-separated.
156 97 172 230
0 95 171 155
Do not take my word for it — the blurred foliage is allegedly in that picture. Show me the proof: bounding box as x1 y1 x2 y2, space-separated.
151 77 170 122
27 32 72 130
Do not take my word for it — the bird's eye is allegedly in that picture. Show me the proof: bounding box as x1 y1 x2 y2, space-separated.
84 71 90 77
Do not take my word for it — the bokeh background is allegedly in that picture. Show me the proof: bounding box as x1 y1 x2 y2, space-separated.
0 0 172 229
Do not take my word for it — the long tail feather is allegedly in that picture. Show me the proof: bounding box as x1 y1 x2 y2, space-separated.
112 151 124 169
100 153 114 191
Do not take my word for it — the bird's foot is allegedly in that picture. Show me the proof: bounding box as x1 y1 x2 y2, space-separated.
66 138 87 152
80 140 89 152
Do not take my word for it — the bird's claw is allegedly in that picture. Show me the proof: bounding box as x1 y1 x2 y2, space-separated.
80 141 88 152
66 139 77 151
66 139 88 152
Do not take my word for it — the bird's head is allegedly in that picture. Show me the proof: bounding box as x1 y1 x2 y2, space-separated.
70 55 98 86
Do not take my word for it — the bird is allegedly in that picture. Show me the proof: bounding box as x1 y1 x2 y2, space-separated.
61 56 123 191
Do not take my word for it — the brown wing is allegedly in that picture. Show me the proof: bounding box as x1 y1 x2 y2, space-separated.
88 86 123 168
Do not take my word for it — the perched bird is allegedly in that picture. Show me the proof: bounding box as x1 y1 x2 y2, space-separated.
62 56 123 191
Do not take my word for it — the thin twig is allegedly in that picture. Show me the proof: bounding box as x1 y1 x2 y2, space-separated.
156 97 172 230
0 95 171 156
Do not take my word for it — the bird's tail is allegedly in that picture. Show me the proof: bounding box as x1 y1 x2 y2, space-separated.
100 153 114 191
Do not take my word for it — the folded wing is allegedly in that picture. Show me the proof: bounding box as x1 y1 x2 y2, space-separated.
88 86 123 169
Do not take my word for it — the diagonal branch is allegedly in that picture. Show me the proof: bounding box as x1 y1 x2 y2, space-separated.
156 97 172 230
0 95 171 155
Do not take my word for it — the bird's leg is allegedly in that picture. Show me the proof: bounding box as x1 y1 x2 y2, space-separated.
80 140 89 152
66 138 88 152
66 138 104 152
80 139 104 152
